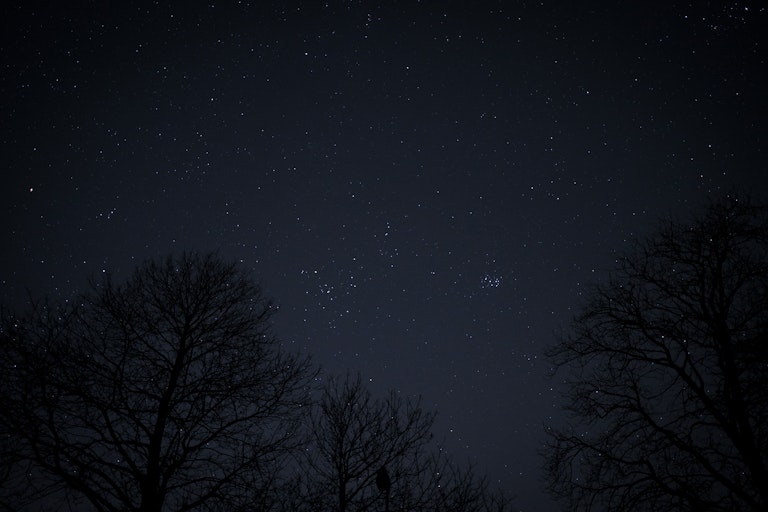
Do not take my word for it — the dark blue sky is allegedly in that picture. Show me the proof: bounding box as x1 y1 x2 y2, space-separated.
2 2 766 509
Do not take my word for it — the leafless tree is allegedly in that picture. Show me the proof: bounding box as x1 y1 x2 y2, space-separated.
395 447 516 512
299 372 516 512
544 197 768 511
298 372 435 512
0 253 316 512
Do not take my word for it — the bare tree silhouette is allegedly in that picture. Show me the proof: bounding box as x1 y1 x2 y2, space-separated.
544 197 768 511
297 372 516 512
0 253 316 512
299 372 434 512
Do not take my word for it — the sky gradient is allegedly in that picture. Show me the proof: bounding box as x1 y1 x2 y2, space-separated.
2 2 767 509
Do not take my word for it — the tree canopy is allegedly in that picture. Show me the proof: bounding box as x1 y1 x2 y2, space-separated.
0 253 315 512
545 197 768 511
297 372 513 512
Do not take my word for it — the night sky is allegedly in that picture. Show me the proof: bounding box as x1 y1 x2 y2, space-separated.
2 2 767 510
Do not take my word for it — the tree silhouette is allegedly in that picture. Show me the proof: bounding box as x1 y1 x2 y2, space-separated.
0 253 316 512
396 447 515 512
544 197 768 511
298 372 515 512
299 372 435 512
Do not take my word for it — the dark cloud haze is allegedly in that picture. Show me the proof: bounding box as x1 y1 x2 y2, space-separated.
2 2 766 509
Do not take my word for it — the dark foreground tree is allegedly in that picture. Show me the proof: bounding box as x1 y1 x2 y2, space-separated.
544 197 768 511
300 372 434 512
397 447 515 512
298 372 515 512
0 253 315 512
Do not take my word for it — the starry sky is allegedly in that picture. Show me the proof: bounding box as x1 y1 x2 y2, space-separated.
2 2 767 510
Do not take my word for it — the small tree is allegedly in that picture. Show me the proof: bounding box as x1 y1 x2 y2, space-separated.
0 253 316 512
544 197 768 511
301 372 435 512
299 372 516 512
398 448 515 512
